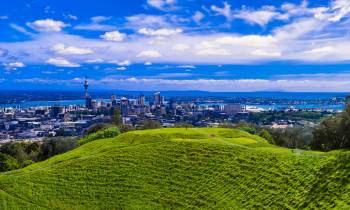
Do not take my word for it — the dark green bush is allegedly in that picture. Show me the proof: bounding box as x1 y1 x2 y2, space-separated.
79 127 121 146
0 153 19 172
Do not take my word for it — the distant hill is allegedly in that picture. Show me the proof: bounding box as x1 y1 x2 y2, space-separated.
0 128 349 209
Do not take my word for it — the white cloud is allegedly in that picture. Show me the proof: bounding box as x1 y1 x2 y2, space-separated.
85 58 104 63
172 43 190 51
28 19 68 32
196 48 231 56
52 43 93 55
64 14 78 20
74 16 115 31
116 67 127 71
193 11 205 24
8 62 25 68
125 14 171 29
235 6 287 26
0 16 8 20
46 58 80 67
42 70 56 75
100 31 126 41
215 35 276 47
91 16 111 23
147 0 176 11
211 2 233 21
304 46 335 54
74 24 117 31
329 0 350 22
251 49 281 57
6 0 350 68
3 62 25 70
10 23 33 36
157 73 193 78
115 60 131 66
137 50 162 58
144 61 153 65
177 65 196 69
138 28 182 36
273 18 322 40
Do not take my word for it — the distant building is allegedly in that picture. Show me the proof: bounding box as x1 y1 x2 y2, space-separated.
85 97 93 110
169 99 177 115
120 97 129 116
111 95 117 107
224 104 242 115
139 94 145 106
154 92 164 106
50 106 63 118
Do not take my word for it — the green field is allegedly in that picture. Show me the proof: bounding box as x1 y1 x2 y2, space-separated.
0 128 350 209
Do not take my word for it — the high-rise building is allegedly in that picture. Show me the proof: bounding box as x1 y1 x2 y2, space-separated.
111 94 117 101
169 98 177 115
120 97 129 116
85 97 93 109
154 92 162 106
139 94 145 106
110 95 117 107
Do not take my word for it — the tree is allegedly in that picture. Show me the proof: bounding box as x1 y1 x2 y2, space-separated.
259 129 275 144
269 127 312 149
113 108 122 126
0 142 28 167
118 124 135 133
235 122 257 134
78 127 120 146
0 153 19 172
39 137 78 161
140 120 162 130
175 122 193 130
311 105 350 151
85 123 110 135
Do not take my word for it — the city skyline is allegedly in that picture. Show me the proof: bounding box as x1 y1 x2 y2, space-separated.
1 0 350 91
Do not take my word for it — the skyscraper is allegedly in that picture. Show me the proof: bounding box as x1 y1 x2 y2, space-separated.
139 94 145 106
154 92 162 106
111 94 117 107
84 77 93 109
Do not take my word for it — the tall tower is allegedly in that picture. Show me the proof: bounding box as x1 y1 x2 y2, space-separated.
84 76 93 109
84 77 89 98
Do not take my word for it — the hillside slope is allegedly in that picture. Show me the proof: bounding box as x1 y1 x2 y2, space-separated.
0 128 349 209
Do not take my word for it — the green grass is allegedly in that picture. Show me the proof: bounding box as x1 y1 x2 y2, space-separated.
0 128 349 209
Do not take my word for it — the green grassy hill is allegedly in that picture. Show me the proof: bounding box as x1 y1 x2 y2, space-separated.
0 128 350 209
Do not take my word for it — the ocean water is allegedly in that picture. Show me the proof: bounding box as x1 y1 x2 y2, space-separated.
0 100 86 108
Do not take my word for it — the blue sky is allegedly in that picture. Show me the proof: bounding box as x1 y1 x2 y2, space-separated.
1 0 350 92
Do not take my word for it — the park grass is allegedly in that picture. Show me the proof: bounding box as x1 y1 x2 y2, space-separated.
0 128 350 209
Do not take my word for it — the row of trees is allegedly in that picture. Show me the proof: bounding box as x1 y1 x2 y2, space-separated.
239 104 350 152
310 105 350 151
231 123 313 150
0 137 78 172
